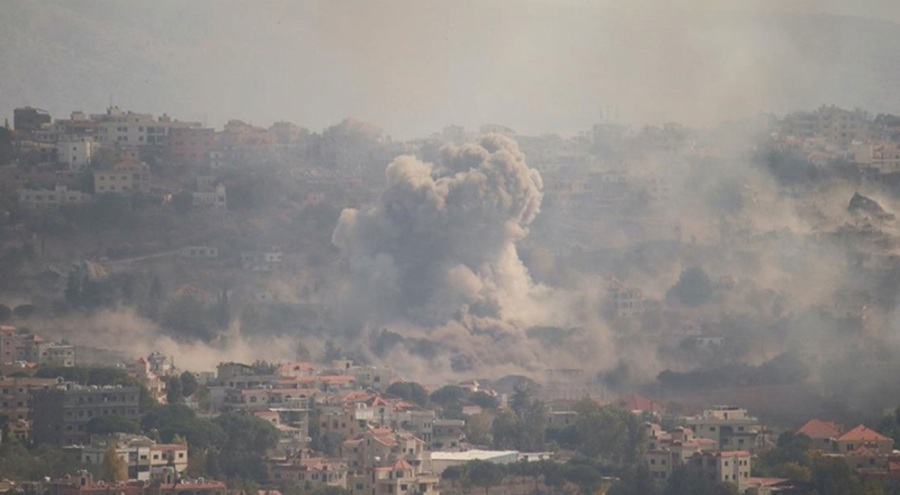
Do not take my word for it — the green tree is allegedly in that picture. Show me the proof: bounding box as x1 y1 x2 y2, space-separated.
442 465 464 487
464 460 505 495
385 381 429 407
430 385 467 406
0 304 12 321
165 375 183 404
492 410 523 450
573 400 645 465
470 391 500 410
213 413 279 455
465 412 494 446
86 415 140 435
12 304 34 319
180 371 199 398
565 464 604 495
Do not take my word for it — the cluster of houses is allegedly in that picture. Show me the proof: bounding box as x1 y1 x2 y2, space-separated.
1 324 75 370
638 400 900 495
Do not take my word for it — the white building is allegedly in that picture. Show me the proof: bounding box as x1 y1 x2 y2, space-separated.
18 185 92 210
92 107 200 147
192 184 227 210
56 135 95 171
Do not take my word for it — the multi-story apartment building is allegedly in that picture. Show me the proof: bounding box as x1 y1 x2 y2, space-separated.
166 127 216 167
92 107 200 148
684 406 764 452
0 377 60 441
93 159 151 194
56 135 95 171
36 340 77 367
31 383 141 445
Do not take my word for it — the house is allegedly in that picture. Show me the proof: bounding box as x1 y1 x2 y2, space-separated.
835 425 893 456
432 419 465 449
0 377 60 440
796 419 843 451
617 393 665 416
270 454 348 489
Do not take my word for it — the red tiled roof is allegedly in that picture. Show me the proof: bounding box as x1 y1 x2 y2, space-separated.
618 393 664 412
392 459 412 470
797 419 843 439
838 425 891 443
847 445 879 457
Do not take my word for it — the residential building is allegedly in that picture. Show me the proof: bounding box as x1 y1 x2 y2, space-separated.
93 159 151 194
348 365 393 392
0 377 59 439
835 425 893 456
431 419 465 449
17 185 92 210
179 246 219 259
241 250 283 272
617 394 665 416
54 469 226 495
31 383 141 445
796 419 843 452
684 406 764 451
65 434 188 481
192 184 227 210
348 460 440 495
686 451 752 489
645 425 717 482
609 279 645 318
271 454 348 489
92 107 200 147
166 127 216 167
36 340 76 367
14 107 51 134
57 135 95 171
127 357 167 404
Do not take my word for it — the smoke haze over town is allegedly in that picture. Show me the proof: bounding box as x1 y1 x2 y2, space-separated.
4 2 900 494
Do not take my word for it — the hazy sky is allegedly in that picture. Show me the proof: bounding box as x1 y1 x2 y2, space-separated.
2 0 899 137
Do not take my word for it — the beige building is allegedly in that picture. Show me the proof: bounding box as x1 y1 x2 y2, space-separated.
835 425 893 456
67 434 188 481
93 159 151 194
687 451 751 489
271 455 349 489
684 406 764 452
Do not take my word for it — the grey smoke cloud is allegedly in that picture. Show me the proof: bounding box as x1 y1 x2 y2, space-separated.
333 134 543 326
